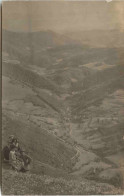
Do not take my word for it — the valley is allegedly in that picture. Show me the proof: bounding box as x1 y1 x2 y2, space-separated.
2 29 124 195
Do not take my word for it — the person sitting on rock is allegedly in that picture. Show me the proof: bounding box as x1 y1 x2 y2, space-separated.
3 135 31 171
9 137 22 155
2 135 17 162
9 146 24 171
9 136 32 171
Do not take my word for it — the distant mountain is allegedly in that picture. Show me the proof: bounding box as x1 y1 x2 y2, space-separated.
65 29 124 47
2 29 76 49
2 29 79 66
3 29 124 50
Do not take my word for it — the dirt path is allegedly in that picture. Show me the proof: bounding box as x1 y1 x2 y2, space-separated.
66 111 93 161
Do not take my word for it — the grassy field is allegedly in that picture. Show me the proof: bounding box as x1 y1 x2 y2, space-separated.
2 169 123 195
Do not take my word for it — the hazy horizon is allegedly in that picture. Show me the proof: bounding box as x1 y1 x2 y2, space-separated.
2 1 124 33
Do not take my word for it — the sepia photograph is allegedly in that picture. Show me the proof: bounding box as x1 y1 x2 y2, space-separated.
1 0 124 195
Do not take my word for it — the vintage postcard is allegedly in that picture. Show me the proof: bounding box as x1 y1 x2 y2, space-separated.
1 0 124 195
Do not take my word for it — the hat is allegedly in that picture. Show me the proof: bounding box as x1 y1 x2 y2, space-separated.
8 135 17 143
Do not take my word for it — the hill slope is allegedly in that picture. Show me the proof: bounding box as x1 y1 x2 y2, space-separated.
2 169 123 195
2 29 124 194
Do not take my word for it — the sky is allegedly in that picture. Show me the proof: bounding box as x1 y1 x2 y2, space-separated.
2 1 124 33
